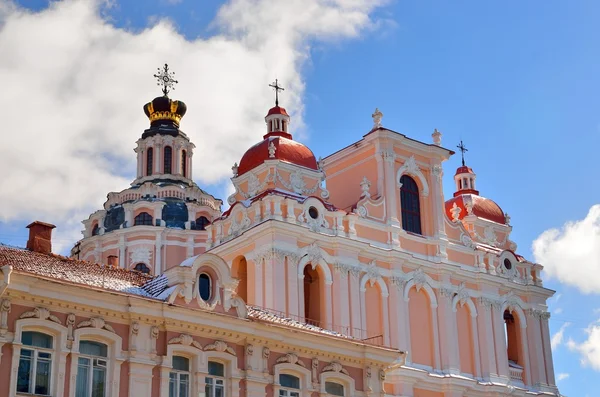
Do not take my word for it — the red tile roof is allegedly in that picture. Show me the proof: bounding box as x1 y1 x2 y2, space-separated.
0 244 153 295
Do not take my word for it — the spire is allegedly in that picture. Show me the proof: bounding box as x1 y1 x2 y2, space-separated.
265 79 291 139
457 140 468 167
453 140 478 197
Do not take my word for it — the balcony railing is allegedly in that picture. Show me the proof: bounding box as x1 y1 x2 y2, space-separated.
248 306 387 347
508 362 524 383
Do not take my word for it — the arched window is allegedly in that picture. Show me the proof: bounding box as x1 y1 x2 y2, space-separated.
146 148 153 176
134 212 153 226
134 263 151 274
164 146 173 174
194 216 210 231
325 381 345 396
91 224 100 236
17 331 53 395
198 273 212 301
400 175 422 234
504 311 520 366
303 266 322 326
279 374 300 397
205 361 225 397
181 150 187 178
76 341 108 397
169 356 190 397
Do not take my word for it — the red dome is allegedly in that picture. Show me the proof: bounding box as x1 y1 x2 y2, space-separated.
455 166 474 175
267 106 289 117
445 194 506 225
237 135 319 176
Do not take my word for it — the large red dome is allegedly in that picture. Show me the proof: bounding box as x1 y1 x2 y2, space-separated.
237 135 319 176
445 194 506 225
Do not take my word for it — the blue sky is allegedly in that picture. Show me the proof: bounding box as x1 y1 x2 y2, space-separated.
2 1 600 395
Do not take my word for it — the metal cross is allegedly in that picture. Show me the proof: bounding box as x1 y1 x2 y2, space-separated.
457 140 468 166
154 63 178 96
269 79 285 106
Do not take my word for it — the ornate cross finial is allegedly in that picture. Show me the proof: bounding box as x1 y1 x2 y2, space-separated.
154 63 178 96
457 140 468 166
269 79 284 106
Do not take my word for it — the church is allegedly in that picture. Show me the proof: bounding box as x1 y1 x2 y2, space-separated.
0 65 559 397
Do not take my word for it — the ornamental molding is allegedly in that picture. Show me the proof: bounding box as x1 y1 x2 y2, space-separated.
455 282 470 307
451 203 462 222
372 108 383 129
298 206 330 233
268 141 276 158
204 340 237 356
364 260 382 286
277 352 306 367
228 209 251 238
0 299 10 335
527 309 550 320
459 232 476 249
360 177 371 198
431 164 443 180
276 169 330 199
130 247 152 265
411 267 428 292
77 316 115 333
396 156 429 197
321 361 349 376
168 333 203 350
477 297 501 311
20 307 62 325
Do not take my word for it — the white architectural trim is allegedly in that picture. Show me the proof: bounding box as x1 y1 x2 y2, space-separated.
396 155 430 197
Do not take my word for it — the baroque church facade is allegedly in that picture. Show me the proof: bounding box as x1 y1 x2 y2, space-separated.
0 66 559 397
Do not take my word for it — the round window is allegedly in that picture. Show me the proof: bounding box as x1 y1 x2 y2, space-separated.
308 206 319 219
503 258 512 270
198 273 212 301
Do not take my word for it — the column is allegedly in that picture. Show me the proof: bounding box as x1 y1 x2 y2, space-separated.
273 254 286 313
349 272 361 338
155 231 162 274
431 302 442 371
470 311 482 379
527 311 547 387
287 257 299 317
175 146 182 175
118 235 126 269
383 150 399 225
476 298 497 381
491 303 509 380
252 259 264 307
437 289 459 374
263 256 274 310
382 292 390 346
297 272 305 321
332 270 350 334
360 286 367 339
540 312 556 387
136 148 143 178
154 143 162 174
187 151 193 180
324 280 333 330
519 321 532 386
389 280 408 351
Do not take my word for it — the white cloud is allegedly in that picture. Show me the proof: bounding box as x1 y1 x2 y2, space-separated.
556 373 570 381
551 322 571 350
554 307 563 315
533 205 600 294
567 321 600 371
0 0 386 251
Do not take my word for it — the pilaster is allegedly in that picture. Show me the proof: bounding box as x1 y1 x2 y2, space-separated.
437 287 460 374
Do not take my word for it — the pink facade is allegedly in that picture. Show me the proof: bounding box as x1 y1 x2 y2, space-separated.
0 80 559 397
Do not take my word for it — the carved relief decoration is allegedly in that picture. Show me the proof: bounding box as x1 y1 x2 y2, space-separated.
321 361 349 376
397 156 429 197
77 317 115 333
276 352 306 367
205 340 237 356
168 333 203 350
298 206 330 232
130 247 152 265
20 307 62 325
0 299 10 335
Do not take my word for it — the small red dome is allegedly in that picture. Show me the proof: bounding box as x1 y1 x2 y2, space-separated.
267 106 289 117
237 136 319 176
445 194 506 225
455 166 474 175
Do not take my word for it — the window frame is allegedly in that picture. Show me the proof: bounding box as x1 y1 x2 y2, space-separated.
399 175 422 235
319 371 354 397
164 146 173 174
133 263 151 274
198 273 212 302
75 340 109 397
205 360 226 397
169 355 190 397
146 147 154 176
134 212 153 226
17 331 54 396
273 363 311 397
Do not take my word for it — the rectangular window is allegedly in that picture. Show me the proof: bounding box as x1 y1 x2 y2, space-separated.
17 348 52 395
169 356 190 397
279 374 300 397
325 381 345 396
